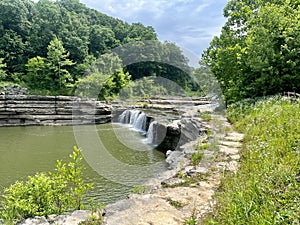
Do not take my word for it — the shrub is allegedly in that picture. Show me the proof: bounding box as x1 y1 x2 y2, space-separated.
0 146 93 223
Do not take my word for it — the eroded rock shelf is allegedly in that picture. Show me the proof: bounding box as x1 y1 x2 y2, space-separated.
0 95 111 126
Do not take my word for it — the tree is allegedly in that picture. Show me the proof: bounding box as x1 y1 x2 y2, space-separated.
75 53 130 100
0 0 159 92
46 37 75 91
0 30 26 74
203 0 300 103
89 25 119 57
26 37 74 93
25 56 47 90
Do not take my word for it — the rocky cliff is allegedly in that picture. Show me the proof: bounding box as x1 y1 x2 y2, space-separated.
0 95 111 126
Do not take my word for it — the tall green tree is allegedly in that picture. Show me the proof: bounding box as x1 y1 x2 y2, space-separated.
26 37 74 93
46 37 75 91
203 0 300 103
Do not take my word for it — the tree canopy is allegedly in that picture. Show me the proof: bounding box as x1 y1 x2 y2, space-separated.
203 0 300 103
0 0 197 98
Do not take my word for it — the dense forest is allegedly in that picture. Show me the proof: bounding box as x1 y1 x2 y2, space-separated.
0 0 197 98
203 0 300 104
2 0 298 103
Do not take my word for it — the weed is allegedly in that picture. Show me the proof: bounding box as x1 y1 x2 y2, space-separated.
184 217 197 225
191 151 204 166
196 143 208 151
130 186 150 194
166 198 184 209
200 112 212 121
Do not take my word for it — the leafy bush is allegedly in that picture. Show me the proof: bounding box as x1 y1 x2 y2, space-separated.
0 146 93 223
206 96 300 224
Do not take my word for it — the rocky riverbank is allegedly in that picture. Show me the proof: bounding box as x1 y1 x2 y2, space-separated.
14 111 243 225
102 113 244 224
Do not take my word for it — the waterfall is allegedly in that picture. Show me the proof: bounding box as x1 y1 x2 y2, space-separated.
119 110 131 124
134 112 147 132
118 110 148 133
146 121 156 144
118 109 165 146
129 110 140 125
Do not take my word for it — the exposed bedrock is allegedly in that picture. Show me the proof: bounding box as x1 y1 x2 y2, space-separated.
117 108 205 153
0 95 111 126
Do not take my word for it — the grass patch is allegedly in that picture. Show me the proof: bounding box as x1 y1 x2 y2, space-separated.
191 151 204 166
205 96 300 224
200 111 212 121
130 185 150 194
184 216 197 225
163 174 208 188
166 198 184 209
196 143 208 151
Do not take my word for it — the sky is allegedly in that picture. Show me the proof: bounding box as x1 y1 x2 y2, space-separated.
80 0 228 58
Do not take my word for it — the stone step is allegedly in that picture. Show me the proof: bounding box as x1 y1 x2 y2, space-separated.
219 140 242 148
219 145 240 155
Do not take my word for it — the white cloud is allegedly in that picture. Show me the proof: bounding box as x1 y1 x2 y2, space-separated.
195 3 210 13
80 0 228 56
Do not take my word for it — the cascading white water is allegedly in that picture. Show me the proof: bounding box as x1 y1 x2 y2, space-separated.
118 110 164 146
134 112 147 132
129 110 140 125
118 110 148 134
146 121 156 144
119 110 131 124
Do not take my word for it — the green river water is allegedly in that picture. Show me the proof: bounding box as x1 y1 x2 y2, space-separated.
0 123 167 204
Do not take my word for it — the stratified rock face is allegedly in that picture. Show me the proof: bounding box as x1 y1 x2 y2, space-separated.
0 95 111 126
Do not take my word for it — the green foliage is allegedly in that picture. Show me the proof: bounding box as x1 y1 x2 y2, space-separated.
25 56 47 89
78 199 105 225
0 146 93 223
199 112 212 121
130 186 150 194
26 37 75 94
206 96 300 224
0 58 7 80
0 0 158 94
166 198 184 209
184 217 197 225
191 150 204 166
122 41 195 92
46 37 75 89
76 69 131 100
196 143 208 151
120 77 172 100
203 0 300 104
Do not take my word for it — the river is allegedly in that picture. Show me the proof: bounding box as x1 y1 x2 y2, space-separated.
0 123 167 205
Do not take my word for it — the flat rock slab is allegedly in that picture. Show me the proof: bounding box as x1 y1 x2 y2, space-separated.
219 145 240 155
224 132 244 142
219 140 242 148
104 195 184 225
17 210 92 225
